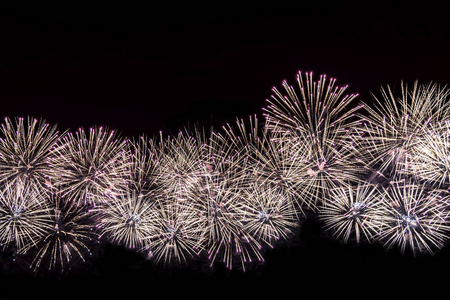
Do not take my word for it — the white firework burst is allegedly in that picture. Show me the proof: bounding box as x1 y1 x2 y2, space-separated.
263 71 365 208
237 180 299 249
378 182 450 255
0 181 52 254
48 127 129 205
27 192 99 273
0 117 62 190
319 183 385 244
145 194 205 265
96 189 156 251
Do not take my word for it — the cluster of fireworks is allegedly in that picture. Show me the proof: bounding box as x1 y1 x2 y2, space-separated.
1 70 450 274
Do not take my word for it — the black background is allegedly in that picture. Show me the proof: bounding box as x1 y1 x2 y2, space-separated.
1 2 450 299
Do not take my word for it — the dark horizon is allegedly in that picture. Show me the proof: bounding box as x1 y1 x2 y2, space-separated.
1 3 450 299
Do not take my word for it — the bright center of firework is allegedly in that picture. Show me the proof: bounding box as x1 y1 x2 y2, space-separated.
9 206 22 221
258 210 272 224
349 202 365 218
126 213 140 228
400 214 418 228
166 226 179 238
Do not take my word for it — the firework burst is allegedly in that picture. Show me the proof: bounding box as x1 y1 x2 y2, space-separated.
319 183 385 244
263 71 361 135
0 117 62 190
145 193 205 265
48 127 129 205
27 191 99 273
378 182 450 255
263 71 365 208
96 190 156 251
189 171 263 270
0 181 52 254
237 180 299 249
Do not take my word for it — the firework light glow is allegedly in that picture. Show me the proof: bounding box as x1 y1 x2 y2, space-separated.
1 70 450 274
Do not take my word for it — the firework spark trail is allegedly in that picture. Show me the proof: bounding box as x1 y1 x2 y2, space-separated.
0 117 62 191
378 182 450 255
48 127 129 205
319 183 385 244
0 180 52 254
27 191 99 273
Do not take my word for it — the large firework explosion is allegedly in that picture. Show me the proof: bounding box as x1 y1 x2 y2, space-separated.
263 72 367 209
1 69 450 275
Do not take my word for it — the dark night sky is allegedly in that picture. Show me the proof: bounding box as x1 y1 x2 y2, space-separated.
1 3 450 299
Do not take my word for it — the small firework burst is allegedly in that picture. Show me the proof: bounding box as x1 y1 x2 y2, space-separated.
379 182 450 255
0 117 61 190
263 71 365 208
319 183 384 244
0 181 52 254
145 194 205 265
356 81 450 180
48 127 129 205
96 190 156 250
27 192 99 273
237 180 299 249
